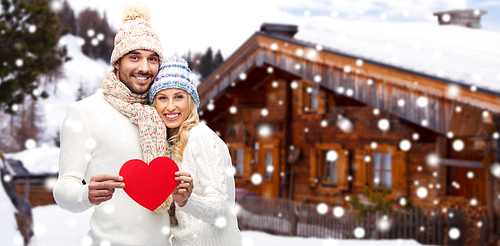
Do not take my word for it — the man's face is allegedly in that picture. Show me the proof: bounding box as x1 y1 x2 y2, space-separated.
113 49 160 94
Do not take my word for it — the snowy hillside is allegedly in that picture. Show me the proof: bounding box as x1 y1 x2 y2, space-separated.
38 34 111 146
3 34 111 174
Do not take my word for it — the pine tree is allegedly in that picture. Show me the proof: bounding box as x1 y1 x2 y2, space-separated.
0 0 70 114
190 52 203 74
77 8 116 62
212 49 224 72
199 47 213 80
58 0 77 35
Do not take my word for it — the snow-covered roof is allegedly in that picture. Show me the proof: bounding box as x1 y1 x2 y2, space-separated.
294 17 500 93
5 147 60 175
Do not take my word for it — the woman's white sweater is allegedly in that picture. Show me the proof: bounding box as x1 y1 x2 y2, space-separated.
171 124 242 246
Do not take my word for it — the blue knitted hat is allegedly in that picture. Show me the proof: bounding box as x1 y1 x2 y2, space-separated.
149 56 199 107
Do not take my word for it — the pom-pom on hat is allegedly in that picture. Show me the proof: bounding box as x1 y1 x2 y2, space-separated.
149 56 200 107
110 2 163 65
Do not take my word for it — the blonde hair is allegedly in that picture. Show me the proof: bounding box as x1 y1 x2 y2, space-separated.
153 94 199 161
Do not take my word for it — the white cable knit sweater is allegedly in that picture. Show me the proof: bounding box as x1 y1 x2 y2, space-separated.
53 91 172 246
171 124 242 246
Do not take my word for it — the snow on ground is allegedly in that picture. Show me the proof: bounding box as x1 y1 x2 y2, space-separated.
27 204 425 246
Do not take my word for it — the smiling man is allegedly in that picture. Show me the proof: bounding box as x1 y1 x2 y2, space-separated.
52 3 177 246
114 50 160 94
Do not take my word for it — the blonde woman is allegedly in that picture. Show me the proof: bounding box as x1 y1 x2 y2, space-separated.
149 56 242 245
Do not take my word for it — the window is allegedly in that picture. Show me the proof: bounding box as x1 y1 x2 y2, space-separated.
364 144 408 197
264 152 273 180
323 150 338 183
310 143 349 191
304 85 319 112
373 153 392 188
297 80 325 115
227 142 252 180
233 149 244 175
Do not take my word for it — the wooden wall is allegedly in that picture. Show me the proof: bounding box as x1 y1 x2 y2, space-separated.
203 68 457 208
15 181 56 207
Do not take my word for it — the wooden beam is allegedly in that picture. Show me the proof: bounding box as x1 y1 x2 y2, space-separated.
438 154 493 169
438 158 483 168
436 136 447 197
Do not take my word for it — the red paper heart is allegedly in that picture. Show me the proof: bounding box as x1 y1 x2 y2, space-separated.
119 157 179 211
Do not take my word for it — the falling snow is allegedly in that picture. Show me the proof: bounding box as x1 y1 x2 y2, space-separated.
7 17 492 245
399 140 411 151
416 187 428 198
452 140 464 151
377 119 390 131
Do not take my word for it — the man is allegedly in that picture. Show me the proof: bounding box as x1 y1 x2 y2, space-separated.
53 3 189 245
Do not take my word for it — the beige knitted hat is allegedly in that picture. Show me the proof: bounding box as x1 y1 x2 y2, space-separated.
110 2 163 65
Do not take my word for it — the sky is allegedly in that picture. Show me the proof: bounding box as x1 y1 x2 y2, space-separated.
59 0 500 59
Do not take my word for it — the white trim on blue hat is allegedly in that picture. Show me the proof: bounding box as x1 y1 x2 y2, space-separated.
149 56 200 107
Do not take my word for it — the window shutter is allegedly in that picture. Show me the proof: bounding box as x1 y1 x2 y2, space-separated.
309 148 318 187
391 150 408 197
317 88 326 115
243 147 252 180
353 149 367 191
337 150 349 190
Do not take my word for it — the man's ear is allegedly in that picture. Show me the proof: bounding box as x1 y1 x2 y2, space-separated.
113 60 120 70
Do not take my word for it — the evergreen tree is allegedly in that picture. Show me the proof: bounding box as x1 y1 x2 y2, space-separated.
199 47 213 80
77 8 115 62
57 0 77 35
0 0 70 114
190 52 203 74
212 49 224 72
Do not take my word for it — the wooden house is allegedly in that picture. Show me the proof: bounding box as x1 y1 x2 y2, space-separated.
5 158 57 207
197 19 500 232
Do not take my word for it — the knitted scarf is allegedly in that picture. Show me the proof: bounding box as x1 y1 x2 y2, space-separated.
98 71 175 218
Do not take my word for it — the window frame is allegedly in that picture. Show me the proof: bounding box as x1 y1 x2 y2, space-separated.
297 80 326 115
372 153 392 188
364 143 408 197
227 142 252 180
310 143 350 193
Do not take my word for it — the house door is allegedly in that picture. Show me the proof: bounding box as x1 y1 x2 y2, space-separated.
258 138 280 198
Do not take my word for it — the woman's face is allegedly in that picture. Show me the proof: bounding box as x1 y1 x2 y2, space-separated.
154 88 190 130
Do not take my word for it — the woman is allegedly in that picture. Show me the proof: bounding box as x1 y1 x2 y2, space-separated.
150 56 243 245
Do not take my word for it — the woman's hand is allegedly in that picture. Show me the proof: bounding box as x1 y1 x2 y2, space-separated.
173 171 193 207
